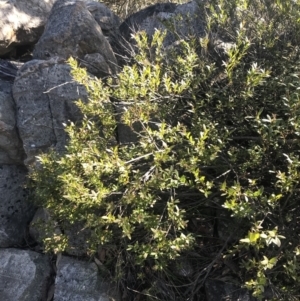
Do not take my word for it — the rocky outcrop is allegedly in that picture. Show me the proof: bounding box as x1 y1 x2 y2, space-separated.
33 0 118 77
12 57 88 167
0 165 34 247
0 0 56 56
0 248 52 301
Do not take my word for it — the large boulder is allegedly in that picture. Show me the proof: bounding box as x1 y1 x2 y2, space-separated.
119 1 206 48
0 165 35 247
54 256 120 301
33 0 118 78
0 248 52 301
0 66 25 164
0 0 56 56
12 57 88 167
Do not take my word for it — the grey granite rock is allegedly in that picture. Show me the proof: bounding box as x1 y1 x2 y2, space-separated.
0 248 52 301
54 256 120 301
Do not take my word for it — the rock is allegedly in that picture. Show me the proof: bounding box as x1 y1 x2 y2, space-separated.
173 257 194 277
33 0 118 77
0 248 52 301
120 2 176 40
114 102 141 144
30 208 91 257
63 221 91 257
8 60 24 71
0 0 56 56
12 57 88 167
205 279 255 301
114 102 159 144
0 76 25 164
86 1 121 39
29 207 51 243
81 53 115 78
0 59 18 81
29 207 62 248
85 1 122 61
0 165 35 247
119 1 206 48
54 256 120 301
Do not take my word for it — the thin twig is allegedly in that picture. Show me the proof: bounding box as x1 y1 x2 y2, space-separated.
190 234 233 296
125 152 153 164
43 81 76 93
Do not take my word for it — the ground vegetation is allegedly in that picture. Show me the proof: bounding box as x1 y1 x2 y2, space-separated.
30 0 300 300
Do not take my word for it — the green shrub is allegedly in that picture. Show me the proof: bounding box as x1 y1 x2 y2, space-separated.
30 0 300 299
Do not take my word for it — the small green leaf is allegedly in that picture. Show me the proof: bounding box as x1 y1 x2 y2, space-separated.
249 232 260 243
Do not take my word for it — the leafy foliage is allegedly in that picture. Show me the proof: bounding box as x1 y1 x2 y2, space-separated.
30 0 300 299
